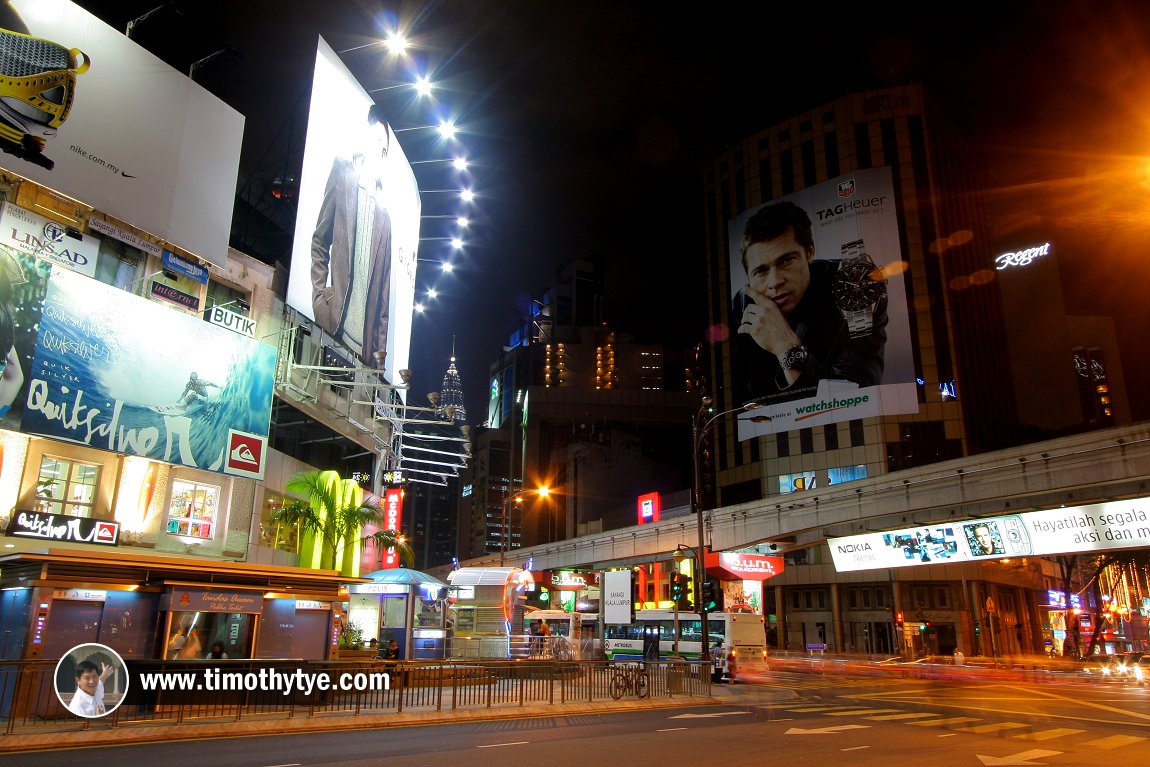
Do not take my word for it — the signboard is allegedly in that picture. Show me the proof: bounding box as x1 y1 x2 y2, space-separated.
87 217 163 258
6 510 119 545
0 1 244 265
727 167 917 439
150 279 199 310
162 250 209 284
207 305 256 338
169 589 263 613
995 242 1051 271
52 588 108 601
706 552 785 581
0 201 98 277
637 491 661 525
602 569 632 625
286 38 418 382
780 465 869 494
380 487 404 568
0 255 276 478
830 496 1150 572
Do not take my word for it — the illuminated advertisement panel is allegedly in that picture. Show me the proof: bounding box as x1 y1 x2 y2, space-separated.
636 491 661 524
829 498 1150 572
779 465 868 494
379 487 404 569
0 1 243 265
286 38 419 384
0 251 275 478
727 167 917 439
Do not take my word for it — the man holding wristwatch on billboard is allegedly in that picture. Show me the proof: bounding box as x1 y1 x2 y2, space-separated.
732 200 888 404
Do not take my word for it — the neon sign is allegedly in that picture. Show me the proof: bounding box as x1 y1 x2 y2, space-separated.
995 242 1051 270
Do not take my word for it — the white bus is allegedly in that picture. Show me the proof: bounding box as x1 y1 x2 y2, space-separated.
603 610 766 680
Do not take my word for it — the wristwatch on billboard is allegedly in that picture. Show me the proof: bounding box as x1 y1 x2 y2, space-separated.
832 239 886 338
781 344 808 371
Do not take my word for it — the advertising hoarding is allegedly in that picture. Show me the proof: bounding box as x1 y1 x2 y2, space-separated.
286 38 419 385
0 249 275 478
0 1 243 265
727 167 917 439
829 497 1150 572
602 570 632 625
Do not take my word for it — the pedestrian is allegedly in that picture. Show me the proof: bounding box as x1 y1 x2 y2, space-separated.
953 647 964 666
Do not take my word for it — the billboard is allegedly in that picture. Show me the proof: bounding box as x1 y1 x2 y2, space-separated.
828 497 1150 572
0 1 243 265
0 248 275 478
727 167 917 439
286 38 419 384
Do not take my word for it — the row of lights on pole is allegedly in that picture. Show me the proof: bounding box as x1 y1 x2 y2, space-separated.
340 29 477 316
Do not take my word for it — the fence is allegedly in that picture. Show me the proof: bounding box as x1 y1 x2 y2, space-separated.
0 657 710 737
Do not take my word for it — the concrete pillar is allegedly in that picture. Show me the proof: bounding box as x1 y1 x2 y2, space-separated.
830 582 844 652
774 584 787 650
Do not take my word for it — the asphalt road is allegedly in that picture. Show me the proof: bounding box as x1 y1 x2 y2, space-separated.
11 670 1150 765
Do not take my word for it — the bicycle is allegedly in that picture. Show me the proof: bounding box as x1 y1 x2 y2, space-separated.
609 662 649 699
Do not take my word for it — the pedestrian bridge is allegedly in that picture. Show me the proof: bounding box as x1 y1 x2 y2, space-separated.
448 422 1150 574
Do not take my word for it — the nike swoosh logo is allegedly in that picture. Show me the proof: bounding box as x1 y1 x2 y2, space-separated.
121 171 136 178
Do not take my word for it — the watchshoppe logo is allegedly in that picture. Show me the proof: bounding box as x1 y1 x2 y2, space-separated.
6 511 119 545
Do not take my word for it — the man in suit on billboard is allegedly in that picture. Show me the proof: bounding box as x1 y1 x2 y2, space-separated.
310 105 393 367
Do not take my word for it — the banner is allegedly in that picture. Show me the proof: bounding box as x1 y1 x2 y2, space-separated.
0 251 275 478
0 2 243 265
602 570 633 625
829 498 1150 572
727 167 917 438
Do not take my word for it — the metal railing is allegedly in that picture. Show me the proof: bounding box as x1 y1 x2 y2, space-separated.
0 657 710 737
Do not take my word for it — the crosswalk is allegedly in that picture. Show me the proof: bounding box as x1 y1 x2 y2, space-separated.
772 702 1150 752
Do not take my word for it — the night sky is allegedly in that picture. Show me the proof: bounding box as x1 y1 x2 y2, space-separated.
69 0 1150 423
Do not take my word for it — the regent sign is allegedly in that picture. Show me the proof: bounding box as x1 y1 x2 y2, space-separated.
995 242 1051 270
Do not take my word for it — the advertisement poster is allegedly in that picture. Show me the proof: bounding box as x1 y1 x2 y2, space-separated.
0 1 243 265
286 38 419 384
727 167 918 439
829 498 1150 572
0 251 275 478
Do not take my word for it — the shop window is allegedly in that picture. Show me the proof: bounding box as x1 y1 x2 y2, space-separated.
36 456 100 517
205 280 249 315
259 490 302 553
166 480 220 539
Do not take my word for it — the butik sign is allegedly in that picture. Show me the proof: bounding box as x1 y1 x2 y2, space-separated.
0 202 99 277
208 305 256 338
6 510 119 545
380 487 404 568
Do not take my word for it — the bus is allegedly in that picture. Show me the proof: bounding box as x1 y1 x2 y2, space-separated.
603 610 766 680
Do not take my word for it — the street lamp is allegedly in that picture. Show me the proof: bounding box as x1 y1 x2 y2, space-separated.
691 396 768 651
500 486 550 566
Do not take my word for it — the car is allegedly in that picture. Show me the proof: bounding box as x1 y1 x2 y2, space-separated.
1107 652 1144 681
1133 655 1150 686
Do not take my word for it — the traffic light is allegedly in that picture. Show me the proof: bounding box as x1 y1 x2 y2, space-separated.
974 623 981 637
669 572 692 610
700 580 719 612
895 611 904 626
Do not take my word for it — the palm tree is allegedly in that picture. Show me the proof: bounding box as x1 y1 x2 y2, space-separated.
270 469 414 576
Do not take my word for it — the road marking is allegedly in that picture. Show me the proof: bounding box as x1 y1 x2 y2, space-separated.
841 746 870 752
822 708 901 716
1081 734 1148 749
866 712 938 721
908 717 980 726
938 733 958 738
785 724 870 735
781 706 845 712
976 748 1061 766
1013 728 1085 741
478 742 531 748
262 764 302 767
957 722 1031 734
667 711 752 719
656 727 688 732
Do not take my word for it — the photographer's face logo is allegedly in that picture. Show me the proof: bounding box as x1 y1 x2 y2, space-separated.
55 643 128 718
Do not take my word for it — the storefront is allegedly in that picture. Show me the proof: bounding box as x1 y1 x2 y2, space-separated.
0 548 360 662
345 569 449 660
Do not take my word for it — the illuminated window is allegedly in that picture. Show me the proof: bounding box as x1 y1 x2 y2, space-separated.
166 480 221 539
259 490 302 553
36 456 100 518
